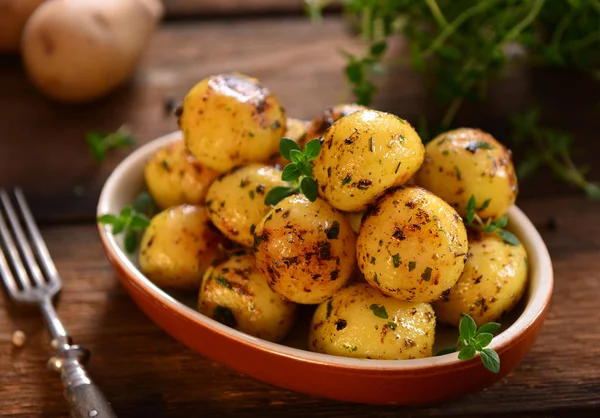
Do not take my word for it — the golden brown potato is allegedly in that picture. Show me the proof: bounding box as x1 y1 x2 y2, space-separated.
254 195 356 304
198 254 297 342
434 230 528 327
300 103 368 147
144 139 219 210
313 109 425 212
0 0 44 52
416 128 518 220
309 283 435 359
180 74 286 172
139 205 226 290
356 187 468 303
270 118 309 167
205 164 287 247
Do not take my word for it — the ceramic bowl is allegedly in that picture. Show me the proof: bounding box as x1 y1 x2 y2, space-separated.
97 131 553 405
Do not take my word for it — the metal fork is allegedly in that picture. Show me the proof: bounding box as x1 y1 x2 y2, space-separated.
0 188 116 418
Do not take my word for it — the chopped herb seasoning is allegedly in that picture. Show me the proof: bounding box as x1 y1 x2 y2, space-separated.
369 304 388 319
392 227 406 240
342 174 352 185
161 160 171 172
392 254 400 268
441 150 450 156
387 322 397 331
352 346 358 352
249 224 256 235
437 137 447 146
480 198 491 210
256 184 266 195
240 179 249 188
225 107 232 112
454 165 462 180
465 141 493 153
421 267 433 282
325 220 340 239
408 261 416 271
271 120 281 130
370 256 377 265
214 275 232 289
378 240 383 246
369 137 375 152
373 273 380 285
335 319 347 331
249 190 255 200
248 132 255 137
212 306 237 328
395 115 406 124
326 299 333 319
395 162 401 173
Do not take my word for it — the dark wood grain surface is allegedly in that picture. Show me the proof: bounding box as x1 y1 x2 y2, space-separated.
0 13 599 418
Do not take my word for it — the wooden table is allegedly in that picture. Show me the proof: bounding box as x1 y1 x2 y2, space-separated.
1 10 599 418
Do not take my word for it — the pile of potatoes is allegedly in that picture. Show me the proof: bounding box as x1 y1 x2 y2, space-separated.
137 73 529 360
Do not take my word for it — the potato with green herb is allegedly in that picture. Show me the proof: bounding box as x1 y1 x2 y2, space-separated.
416 128 518 220
253 195 356 304
357 186 468 303
434 230 528 327
313 109 425 212
180 73 286 172
309 283 435 359
206 164 288 247
198 254 297 342
301 103 368 147
144 139 220 210
139 205 226 290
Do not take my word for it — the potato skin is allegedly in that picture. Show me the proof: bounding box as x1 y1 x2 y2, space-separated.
144 139 219 210
198 254 297 342
313 109 425 212
270 118 309 167
434 231 528 327
357 187 468 303
0 0 44 52
416 128 518 220
254 195 356 304
309 283 435 359
301 103 367 147
139 205 226 290
180 74 286 172
206 164 287 247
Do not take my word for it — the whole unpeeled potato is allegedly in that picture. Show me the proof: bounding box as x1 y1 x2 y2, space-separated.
0 0 45 53
21 0 164 102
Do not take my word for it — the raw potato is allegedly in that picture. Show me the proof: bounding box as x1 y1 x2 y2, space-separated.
139 205 226 290
254 195 356 304
301 103 367 147
0 0 44 52
198 254 297 342
180 74 286 172
313 109 425 212
434 231 528 327
144 138 219 210
21 0 164 102
309 283 435 359
206 164 287 247
416 128 518 220
270 118 309 167
357 187 468 303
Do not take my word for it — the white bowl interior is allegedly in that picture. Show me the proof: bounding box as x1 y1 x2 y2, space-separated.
97 131 553 370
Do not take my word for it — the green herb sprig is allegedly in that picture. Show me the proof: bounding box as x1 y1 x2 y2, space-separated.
511 107 600 200
97 192 156 253
264 137 321 205
464 195 520 246
86 125 135 162
436 314 501 373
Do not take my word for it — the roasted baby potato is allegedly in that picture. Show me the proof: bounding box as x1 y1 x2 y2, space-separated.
313 109 425 212
301 103 368 147
144 139 220 209
270 118 309 167
357 187 468 303
254 195 356 304
206 164 288 247
180 73 286 172
139 205 226 290
416 128 518 220
434 230 528 327
309 283 435 359
198 254 297 342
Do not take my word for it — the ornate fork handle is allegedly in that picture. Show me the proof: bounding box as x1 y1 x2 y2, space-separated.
48 341 117 418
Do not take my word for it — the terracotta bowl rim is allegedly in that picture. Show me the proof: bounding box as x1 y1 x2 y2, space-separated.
97 130 554 372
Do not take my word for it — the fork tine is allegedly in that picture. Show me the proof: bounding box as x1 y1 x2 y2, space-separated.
0 238 19 296
14 188 60 285
0 192 31 290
